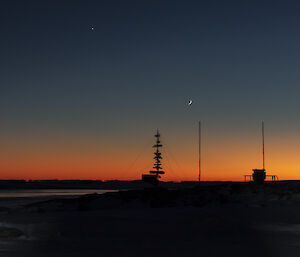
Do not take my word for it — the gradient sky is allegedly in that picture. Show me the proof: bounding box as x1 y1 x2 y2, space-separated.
1 0 300 181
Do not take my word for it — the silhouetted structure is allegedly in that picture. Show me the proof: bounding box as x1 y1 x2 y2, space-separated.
244 121 278 183
198 121 201 182
142 130 165 185
251 168 266 184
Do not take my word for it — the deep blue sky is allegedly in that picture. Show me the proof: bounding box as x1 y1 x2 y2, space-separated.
1 0 300 180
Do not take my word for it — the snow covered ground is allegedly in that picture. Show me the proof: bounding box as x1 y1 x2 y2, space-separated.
1 181 300 257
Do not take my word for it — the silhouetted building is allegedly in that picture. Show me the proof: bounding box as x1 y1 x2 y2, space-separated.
252 169 266 184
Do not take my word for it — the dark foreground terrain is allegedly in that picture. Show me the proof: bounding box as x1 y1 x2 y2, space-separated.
1 181 300 257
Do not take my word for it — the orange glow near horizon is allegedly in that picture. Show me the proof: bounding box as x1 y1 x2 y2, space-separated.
0 129 300 182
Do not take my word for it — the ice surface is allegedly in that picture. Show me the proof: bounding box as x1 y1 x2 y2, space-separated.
0 181 300 257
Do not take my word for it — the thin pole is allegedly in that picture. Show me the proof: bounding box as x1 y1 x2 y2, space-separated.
198 121 201 182
262 121 265 170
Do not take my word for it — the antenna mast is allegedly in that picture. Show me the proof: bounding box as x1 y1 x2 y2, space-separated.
141 129 165 185
152 129 163 175
198 121 201 182
262 121 265 170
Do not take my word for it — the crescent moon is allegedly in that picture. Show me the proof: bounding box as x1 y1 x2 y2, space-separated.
188 100 193 105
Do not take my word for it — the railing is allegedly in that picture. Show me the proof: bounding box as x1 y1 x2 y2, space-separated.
244 174 279 182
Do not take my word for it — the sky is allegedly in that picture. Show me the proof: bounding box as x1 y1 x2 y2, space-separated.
1 0 300 181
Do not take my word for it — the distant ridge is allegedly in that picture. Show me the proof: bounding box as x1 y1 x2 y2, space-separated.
0 179 299 190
